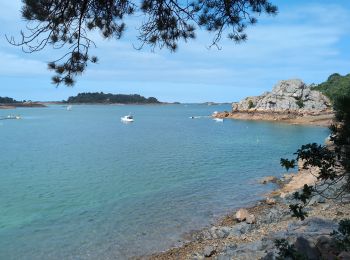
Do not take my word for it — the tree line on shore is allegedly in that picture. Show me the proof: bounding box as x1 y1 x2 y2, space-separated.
277 73 350 257
65 92 160 104
0 97 20 104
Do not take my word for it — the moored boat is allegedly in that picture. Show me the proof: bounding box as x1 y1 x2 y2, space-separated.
121 114 134 122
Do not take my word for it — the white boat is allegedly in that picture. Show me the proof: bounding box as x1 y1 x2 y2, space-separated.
214 118 224 122
67 105 72 111
121 114 134 122
0 115 21 120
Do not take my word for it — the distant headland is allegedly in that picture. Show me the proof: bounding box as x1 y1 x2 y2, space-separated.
64 92 161 104
215 73 350 126
0 92 167 109
0 97 46 109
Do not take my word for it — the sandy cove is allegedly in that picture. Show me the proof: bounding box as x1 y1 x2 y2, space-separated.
141 158 349 260
214 110 334 127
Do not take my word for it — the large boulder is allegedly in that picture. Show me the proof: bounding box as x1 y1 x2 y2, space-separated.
235 208 250 222
232 79 331 113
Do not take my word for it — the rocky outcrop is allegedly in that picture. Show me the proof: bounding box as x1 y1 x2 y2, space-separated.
232 79 331 114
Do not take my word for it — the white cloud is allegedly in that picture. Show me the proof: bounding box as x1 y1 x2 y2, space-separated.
0 52 47 76
0 1 349 101
0 1 21 21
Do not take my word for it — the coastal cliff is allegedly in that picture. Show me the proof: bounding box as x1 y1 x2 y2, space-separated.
217 79 334 126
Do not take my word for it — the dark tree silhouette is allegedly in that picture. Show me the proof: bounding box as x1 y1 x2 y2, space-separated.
7 0 277 86
66 92 160 103
281 96 350 220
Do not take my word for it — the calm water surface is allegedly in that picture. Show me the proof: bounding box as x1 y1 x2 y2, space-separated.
0 104 329 259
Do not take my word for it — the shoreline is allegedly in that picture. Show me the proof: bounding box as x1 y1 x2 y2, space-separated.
138 111 337 259
144 149 348 259
43 102 178 106
0 103 46 109
214 110 334 127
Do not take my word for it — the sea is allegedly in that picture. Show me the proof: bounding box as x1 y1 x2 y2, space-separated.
0 104 329 259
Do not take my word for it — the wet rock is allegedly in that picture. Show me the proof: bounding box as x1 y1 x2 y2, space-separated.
236 208 250 222
203 227 230 240
221 244 238 255
261 208 280 224
309 195 326 205
259 176 278 184
286 218 338 239
315 236 340 259
203 245 216 257
191 253 205 260
246 214 256 224
266 198 276 205
294 237 320 260
218 241 265 259
230 223 252 236
261 252 275 260
338 251 350 259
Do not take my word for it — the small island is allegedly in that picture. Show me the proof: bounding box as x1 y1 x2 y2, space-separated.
0 97 46 109
65 92 161 104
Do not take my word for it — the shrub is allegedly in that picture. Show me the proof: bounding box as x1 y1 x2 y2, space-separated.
274 239 307 260
331 219 350 251
296 99 304 108
248 100 255 109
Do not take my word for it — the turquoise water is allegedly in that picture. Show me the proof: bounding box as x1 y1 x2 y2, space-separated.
0 104 328 259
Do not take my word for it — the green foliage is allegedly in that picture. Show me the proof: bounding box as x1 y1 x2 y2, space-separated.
331 219 350 251
295 143 337 180
10 0 277 86
288 184 314 220
280 158 296 171
296 99 304 108
66 92 160 104
312 73 350 102
281 93 350 220
0 96 20 104
248 100 255 109
294 184 315 204
289 204 308 221
274 239 307 260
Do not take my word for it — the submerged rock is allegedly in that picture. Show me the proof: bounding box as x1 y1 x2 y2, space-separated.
259 176 279 184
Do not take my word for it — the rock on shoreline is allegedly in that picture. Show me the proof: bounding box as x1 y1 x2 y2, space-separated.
233 79 331 113
146 163 349 260
215 79 334 126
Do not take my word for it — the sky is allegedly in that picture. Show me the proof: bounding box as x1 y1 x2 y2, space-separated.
0 0 349 103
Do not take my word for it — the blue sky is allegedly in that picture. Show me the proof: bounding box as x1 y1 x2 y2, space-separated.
0 0 349 102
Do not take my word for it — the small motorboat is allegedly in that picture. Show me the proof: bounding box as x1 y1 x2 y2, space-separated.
121 114 134 122
0 115 21 120
213 118 224 122
67 105 72 111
